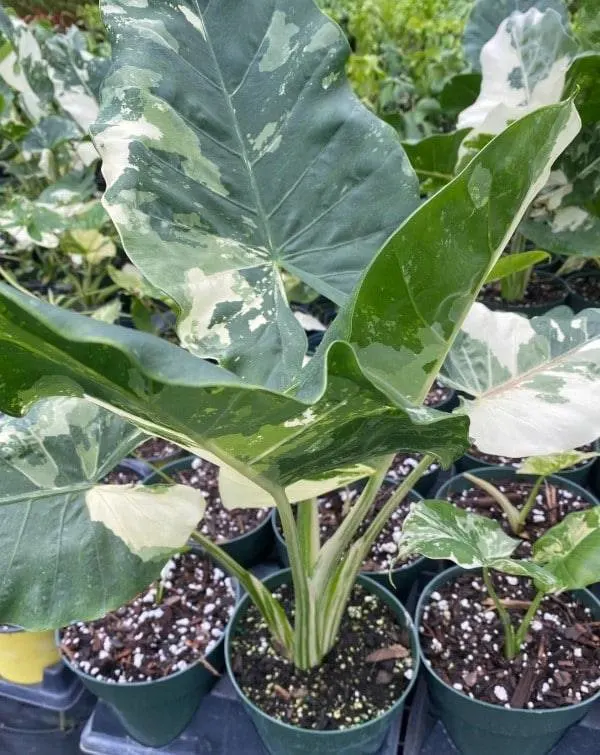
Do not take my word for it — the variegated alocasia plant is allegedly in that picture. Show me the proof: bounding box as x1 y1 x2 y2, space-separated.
0 0 585 669
399 500 600 658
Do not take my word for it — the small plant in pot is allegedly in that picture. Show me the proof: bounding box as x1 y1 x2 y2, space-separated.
0 2 598 754
399 500 600 755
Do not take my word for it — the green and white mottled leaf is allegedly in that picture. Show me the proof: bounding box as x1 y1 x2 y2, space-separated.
518 450 600 475
92 0 420 389
318 101 580 406
399 499 520 567
108 263 172 303
402 129 471 193
485 251 550 283
60 230 117 264
463 0 569 71
533 507 600 589
86 483 205 561
441 303 600 456
0 397 193 630
458 9 576 133
21 115 81 153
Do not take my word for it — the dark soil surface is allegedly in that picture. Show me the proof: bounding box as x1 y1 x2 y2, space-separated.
60 553 236 683
466 443 595 470
567 274 600 303
134 437 184 462
231 583 413 729
424 379 453 408
101 467 143 485
446 479 592 557
387 453 439 482
277 483 421 571
170 458 268 542
420 571 600 709
478 274 566 307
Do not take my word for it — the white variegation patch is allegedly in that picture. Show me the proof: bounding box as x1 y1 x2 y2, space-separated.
86 484 205 560
458 8 575 133
518 450 599 476
442 304 600 456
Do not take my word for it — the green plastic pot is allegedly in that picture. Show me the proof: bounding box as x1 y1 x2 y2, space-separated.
483 272 568 317
416 566 600 755
455 440 599 486
436 465 599 513
271 490 431 601
143 456 273 567
566 270 600 312
225 568 419 755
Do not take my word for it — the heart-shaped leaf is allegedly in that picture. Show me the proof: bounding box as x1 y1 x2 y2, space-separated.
441 303 600 456
92 0 420 389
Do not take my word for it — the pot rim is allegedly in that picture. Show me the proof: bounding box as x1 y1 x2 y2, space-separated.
225 566 420 737
142 455 273 546
415 564 600 716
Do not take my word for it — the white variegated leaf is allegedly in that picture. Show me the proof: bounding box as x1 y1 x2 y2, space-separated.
86 484 205 560
533 507 600 590
458 8 576 134
441 303 600 456
91 0 420 389
518 450 599 476
399 499 519 567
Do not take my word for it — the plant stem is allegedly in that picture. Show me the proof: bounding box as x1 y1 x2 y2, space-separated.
516 475 544 533
514 590 545 650
296 499 319 576
501 232 530 302
189 530 294 653
482 567 516 658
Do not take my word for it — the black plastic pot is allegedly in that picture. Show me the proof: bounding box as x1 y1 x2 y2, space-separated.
455 442 599 487
271 490 431 601
225 568 419 755
59 558 239 748
416 566 600 755
430 388 458 413
436 466 599 513
566 271 600 312
482 272 569 317
143 456 273 568
0 661 96 755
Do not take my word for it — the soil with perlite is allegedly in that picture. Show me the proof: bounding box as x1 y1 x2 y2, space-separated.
420 571 600 709
60 553 236 683
465 442 595 469
478 274 565 307
230 584 414 730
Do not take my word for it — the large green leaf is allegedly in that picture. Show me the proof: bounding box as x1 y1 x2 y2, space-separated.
402 129 471 193
319 101 580 406
91 0 420 389
533 507 600 589
441 303 600 456
563 53 600 125
463 0 569 70
0 397 187 629
458 8 576 134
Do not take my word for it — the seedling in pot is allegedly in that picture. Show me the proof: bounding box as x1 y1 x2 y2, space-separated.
463 450 600 535
399 499 600 660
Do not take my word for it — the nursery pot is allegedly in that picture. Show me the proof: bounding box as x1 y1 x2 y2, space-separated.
435 466 599 511
454 441 599 486
271 490 431 601
566 270 600 312
484 272 569 317
143 456 273 568
0 627 60 685
225 568 419 755
416 566 600 755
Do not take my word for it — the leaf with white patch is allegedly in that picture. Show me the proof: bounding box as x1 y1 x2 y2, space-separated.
92 0 420 389
86 483 205 560
61 230 117 264
533 507 600 590
398 499 520 567
518 450 599 476
108 262 172 303
441 303 600 456
463 0 569 71
0 397 185 630
21 115 82 153
458 8 576 134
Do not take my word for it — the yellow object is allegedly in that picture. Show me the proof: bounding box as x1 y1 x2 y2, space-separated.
0 628 60 684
